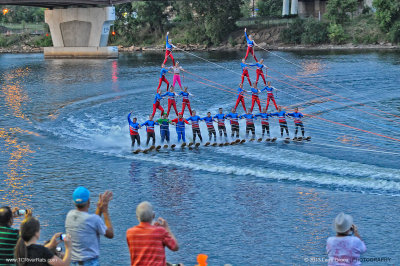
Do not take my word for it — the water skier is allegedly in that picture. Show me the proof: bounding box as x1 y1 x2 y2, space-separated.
270 106 289 138
171 113 189 143
128 112 141 147
244 28 258 62
161 86 179 117
201 112 217 142
261 81 278 111
179 87 193 116
163 31 175 66
187 110 203 143
287 107 305 140
141 115 159 146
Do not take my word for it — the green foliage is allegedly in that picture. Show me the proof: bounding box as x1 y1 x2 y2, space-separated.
240 0 252 18
280 19 304 44
280 19 328 45
389 21 400 43
33 35 52 47
324 0 358 24
373 0 400 32
113 1 169 45
328 23 347 44
228 36 237 46
301 19 328 44
190 0 243 45
346 14 383 44
256 0 282 18
0 35 6 47
0 6 44 24
0 33 29 47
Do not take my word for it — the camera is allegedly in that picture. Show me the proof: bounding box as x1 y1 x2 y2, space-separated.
17 210 27 216
59 234 67 241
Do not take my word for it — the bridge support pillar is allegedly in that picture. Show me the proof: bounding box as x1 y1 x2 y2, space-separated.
282 0 290 16
291 0 298 15
44 6 118 59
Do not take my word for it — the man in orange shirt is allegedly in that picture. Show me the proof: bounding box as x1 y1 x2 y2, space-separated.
126 201 179 266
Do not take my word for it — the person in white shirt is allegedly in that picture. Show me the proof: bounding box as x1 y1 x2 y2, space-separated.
326 212 366 266
169 62 185 90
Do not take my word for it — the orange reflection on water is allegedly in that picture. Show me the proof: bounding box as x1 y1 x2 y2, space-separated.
1 67 34 215
298 60 326 77
0 127 34 210
295 188 330 256
1 68 30 121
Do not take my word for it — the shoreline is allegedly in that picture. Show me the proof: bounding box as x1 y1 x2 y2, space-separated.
0 43 398 54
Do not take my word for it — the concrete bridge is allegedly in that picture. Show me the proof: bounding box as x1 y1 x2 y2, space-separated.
0 0 133 58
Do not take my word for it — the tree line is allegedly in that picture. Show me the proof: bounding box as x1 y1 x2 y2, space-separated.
0 0 399 46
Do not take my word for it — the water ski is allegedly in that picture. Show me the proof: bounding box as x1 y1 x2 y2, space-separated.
142 149 149 154
240 139 246 144
250 138 255 142
205 142 210 146
156 145 161 150
149 145 156 150
271 137 277 142
218 143 224 147
235 139 241 143
224 142 230 146
133 149 141 154
305 136 311 141
195 143 201 147
230 141 236 145
171 144 176 149
284 137 290 144
163 144 169 149
257 138 262 142
212 143 218 147
265 138 271 142
188 142 194 147
181 142 187 148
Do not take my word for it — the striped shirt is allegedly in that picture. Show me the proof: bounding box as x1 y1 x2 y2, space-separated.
0 226 19 265
126 222 177 266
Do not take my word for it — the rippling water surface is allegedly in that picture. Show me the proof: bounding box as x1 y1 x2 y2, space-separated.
0 50 399 265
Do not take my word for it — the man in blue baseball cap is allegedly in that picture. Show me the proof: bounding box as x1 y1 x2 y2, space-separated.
65 187 114 266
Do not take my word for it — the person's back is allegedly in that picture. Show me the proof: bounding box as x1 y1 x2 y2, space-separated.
24 243 55 266
65 187 114 265
126 222 176 266
327 212 366 266
65 209 106 262
0 206 22 265
327 236 366 265
126 201 178 266
0 223 18 265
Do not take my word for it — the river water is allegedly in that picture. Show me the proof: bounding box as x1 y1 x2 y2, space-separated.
0 50 399 265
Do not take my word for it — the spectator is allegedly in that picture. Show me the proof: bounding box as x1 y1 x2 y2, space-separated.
65 187 114 266
126 201 179 266
14 216 71 266
326 212 366 266
0 207 32 265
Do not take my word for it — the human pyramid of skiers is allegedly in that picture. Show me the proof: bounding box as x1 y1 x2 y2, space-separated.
128 29 309 151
